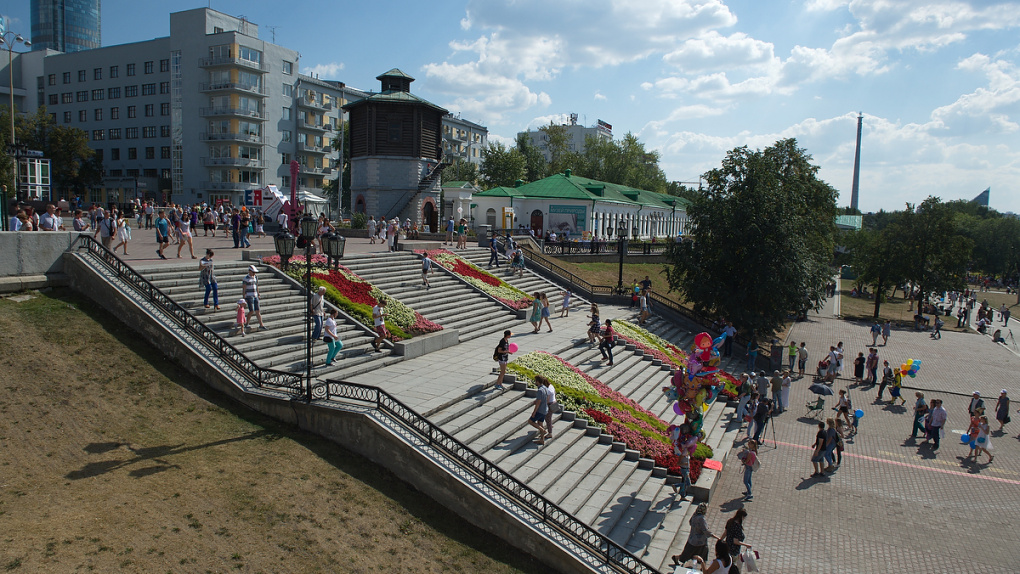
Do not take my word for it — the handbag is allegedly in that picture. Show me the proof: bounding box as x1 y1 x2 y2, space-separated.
740 547 760 572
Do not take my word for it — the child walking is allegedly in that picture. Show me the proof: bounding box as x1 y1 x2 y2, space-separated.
234 298 248 336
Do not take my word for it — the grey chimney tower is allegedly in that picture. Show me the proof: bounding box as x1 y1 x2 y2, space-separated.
850 112 863 212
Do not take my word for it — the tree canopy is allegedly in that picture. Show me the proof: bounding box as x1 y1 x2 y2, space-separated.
0 106 100 198
663 138 838 340
479 142 526 189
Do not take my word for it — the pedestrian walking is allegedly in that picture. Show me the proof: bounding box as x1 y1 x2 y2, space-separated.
233 298 248 337
968 391 985 417
691 539 735 574
746 339 759 371
529 293 542 333
853 352 865 384
770 370 783 414
155 210 170 259
493 330 511 390
877 360 892 400
909 391 928 439
112 214 130 255
372 298 389 352
882 320 891 345
559 290 571 317
810 421 827 476
540 293 553 332
724 509 752 558
888 370 905 405
723 322 736 357
242 265 266 330
787 342 797 372
870 320 881 345
670 503 717 568
199 249 219 309
587 304 600 345
781 370 792 412
599 319 616 366
736 440 758 500
176 209 197 259
487 239 500 268
323 309 343 367
310 286 326 340
421 252 434 289
928 399 948 450
996 390 1010 431
967 416 994 463
527 375 550 445
543 378 558 439
797 342 808 377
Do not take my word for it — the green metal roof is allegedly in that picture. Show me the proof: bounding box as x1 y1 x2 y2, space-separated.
476 172 691 211
342 89 448 113
377 68 415 81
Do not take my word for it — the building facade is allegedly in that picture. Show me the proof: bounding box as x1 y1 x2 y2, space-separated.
517 114 612 163
442 113 487 166
31 0 101 53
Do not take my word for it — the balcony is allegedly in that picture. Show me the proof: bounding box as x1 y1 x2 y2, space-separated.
201 157 266 168
199 82 266 96
199 55 269 72
297 96 329 111
200 132 265 143
298 165 327 175
297 142 328 154
201 181 260 192
199 107 266 119
299 120 329 132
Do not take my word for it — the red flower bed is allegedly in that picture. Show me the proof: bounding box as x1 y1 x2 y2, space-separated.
447 258 501 286
316 270 376 307
585 409 612 425
654 453 706 483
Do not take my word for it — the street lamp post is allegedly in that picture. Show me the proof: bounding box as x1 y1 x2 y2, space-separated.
1 32 30 232
299 216 319 402
321 231 346 270
617 222 628 294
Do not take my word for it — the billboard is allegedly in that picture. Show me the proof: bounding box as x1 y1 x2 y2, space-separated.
549 204 587 234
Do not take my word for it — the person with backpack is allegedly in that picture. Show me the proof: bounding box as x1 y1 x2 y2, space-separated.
493 330 511 390
421 253 434 289
737 440 759 501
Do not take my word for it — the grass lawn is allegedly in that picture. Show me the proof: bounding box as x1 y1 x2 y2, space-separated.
0 289 540 574
965 284 1020 312
550 260 684 304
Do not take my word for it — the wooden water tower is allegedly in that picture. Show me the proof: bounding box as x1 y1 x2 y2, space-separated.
344 68 449 226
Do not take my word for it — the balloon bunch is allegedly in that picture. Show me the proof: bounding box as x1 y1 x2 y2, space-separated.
661 331 726 434
899 358 921 378
668 423 699 458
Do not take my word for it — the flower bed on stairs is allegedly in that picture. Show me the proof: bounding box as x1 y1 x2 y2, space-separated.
508 350 713 482
261 254 442 341
415 249 533 310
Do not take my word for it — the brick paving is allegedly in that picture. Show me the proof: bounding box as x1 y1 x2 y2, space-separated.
703 290 1020 573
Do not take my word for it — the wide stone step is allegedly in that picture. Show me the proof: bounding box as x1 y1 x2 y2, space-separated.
313 349 402 380
579 465 651 528
247 334 377 365
560 450 635 516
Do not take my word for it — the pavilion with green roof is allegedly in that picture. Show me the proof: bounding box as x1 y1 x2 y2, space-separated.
471 170 690 239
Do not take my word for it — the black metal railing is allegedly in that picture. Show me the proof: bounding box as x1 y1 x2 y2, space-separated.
74 235 304 394
323 380 662 574
493 236 612 297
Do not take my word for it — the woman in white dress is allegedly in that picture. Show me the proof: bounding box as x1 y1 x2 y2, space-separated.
781 370 792 411
176 209 196 259
112 214 130 255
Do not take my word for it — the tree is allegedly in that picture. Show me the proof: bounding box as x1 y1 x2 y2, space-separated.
325 121 351 212
514 132 546 183
896 197 972 303
663 139 838 340
846 227 906 318
539 122 572 175
479 142 526 189
443 159 478 185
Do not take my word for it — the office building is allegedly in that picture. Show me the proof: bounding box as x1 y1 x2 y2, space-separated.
31 0 101 53
518 114 612 163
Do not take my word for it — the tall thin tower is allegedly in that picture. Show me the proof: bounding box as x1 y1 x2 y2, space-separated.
850 112 863 212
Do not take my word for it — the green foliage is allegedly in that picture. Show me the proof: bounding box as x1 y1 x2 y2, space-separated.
664 138 838 340
350 212 366 230
693 442 714 459
515 132 547 183
539 123 572 175
479 142 527 189
442 159 478 186
572 133 668 193
0 105 99 197
895 197 972 298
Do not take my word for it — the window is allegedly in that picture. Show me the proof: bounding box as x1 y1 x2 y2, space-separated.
126 127 139 139
94 68 102 80
144 104 154 117
128 148 137 160
94 149 103 163
143 126 156 138
282 107 291 120
125 85 138 97
94 108 103 121
160 102 170 116
144 168 157 178
77 91 88 102
63 111 71 123
48 74 56 86
145 147 155 159
161 146 170 159
127 63 136 76
127 106 136 118
160 59 169 72
160 125 170 137
388 120 402 142
238 146 260 160
109 128 121 139
49 112 56 122
283 60 293 75
281 175 290 188
110 65 118 78
62 92 72 103
281 153 291 165
92 130 104 140
91 88 104 100
239 46 261 64
213 26 224 33
111 148 120 160
48 94 58 106
159 81 169 94
238 121 260 137
79 110 87 122
108 86 121 99
78 70 86 82
281 130 292 142
160 168 171 180
144 61 154 74
110 107 119 120
141 83 155 96
108 169 122 177
282 83 293 96
62 71 71 84
238 71 260 91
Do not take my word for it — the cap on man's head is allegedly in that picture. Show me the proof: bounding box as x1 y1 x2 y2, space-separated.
248 265 258 273
973 391 981 397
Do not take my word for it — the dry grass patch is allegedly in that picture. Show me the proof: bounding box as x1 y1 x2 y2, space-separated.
0 290 540 573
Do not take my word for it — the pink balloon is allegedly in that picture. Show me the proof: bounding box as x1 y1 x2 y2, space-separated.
508 342 519 353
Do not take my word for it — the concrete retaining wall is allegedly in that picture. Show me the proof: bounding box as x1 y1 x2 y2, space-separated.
64 253 603 574
0 231 81 292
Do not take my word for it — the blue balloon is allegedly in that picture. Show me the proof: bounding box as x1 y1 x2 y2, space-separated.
969 441 977 449
977 436 986 444
854 409 864 419
961 433 971 443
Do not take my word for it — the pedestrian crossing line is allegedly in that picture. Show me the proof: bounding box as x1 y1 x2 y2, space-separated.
770 440 1020 485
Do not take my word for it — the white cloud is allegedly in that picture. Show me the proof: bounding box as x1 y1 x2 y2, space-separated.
929 53 1020 134
301 62 345 78
594 91 607 101
663 32 776 74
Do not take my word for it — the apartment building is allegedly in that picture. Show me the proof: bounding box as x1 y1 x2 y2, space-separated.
442 113 487 166
517 114 612 163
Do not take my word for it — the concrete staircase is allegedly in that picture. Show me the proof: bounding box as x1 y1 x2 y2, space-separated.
136 259 403 381
340 251 520 340
457 247 589 313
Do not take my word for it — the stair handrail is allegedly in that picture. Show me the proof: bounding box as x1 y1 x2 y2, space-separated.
323 379 664 574
384 156 451 220
73 235 305 394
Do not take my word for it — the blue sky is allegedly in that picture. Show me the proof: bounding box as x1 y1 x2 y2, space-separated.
5 0 1020 213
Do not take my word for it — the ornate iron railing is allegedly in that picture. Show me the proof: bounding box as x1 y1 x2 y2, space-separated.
492 236 613 297
74 235 304 394
323 380 663 574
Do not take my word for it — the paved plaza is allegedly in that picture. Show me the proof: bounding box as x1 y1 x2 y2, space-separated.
704 294 1020 573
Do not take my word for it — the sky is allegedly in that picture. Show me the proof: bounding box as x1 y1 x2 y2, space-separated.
4 0 1020 213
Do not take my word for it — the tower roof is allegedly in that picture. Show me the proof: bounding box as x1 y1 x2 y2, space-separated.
376 68 415 82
